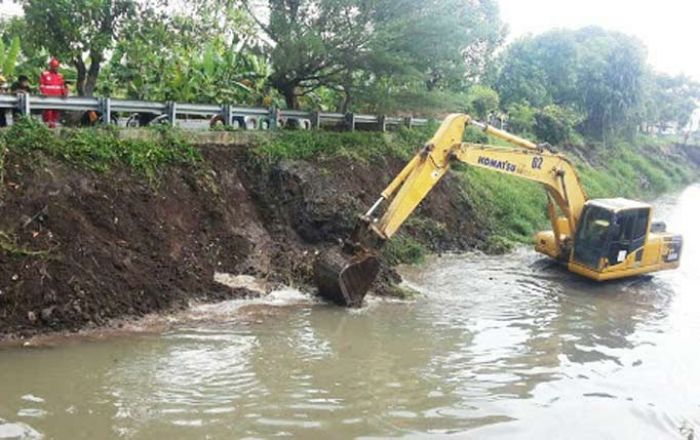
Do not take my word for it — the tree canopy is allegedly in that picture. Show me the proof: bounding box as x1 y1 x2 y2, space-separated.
0 0 694 141
22 0 140 96
494 27 657 139
246 0 504 109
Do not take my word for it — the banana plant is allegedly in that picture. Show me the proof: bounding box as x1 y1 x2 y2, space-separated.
0 36 22 77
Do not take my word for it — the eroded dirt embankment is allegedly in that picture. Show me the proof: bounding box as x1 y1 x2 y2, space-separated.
0 145 483 337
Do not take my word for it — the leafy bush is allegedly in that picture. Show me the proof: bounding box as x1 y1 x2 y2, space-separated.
505 102 536 136
533 104 584 145
467 85 500 119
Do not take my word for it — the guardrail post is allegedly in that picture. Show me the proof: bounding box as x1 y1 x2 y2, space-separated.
268 106 278 130
98 98 112 125
378 115 387 132
405 116 414 129
166 101 177 126
222 104 233 126
345 113 356 131
310 111 321 130
18 94 30 117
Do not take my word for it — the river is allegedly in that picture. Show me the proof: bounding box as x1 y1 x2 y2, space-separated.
1 185 699 439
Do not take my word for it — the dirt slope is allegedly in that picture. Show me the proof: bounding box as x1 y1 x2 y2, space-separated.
0 145 482 337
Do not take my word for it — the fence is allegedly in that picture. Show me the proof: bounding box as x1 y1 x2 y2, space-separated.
0 95 431 132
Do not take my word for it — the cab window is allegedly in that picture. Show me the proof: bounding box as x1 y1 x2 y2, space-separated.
606 208 650 265
573 205 613 268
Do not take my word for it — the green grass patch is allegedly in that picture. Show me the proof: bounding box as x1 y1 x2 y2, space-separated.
458 166 549 244
250 125 436 165
380 233 428 266
2 118 201 181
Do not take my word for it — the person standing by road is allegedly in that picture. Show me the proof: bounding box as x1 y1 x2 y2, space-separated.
39 58 68 128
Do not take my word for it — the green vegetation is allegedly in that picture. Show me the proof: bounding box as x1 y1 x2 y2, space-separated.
23 0 138 96
381 234 428 266
495 27 700 142
460 167 548 245
1 118 200 181
250 125 437 164
0 36 20 77
0 1 696 139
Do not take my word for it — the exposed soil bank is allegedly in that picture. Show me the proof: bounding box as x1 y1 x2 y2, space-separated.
0 139 485 337
1 132 698 338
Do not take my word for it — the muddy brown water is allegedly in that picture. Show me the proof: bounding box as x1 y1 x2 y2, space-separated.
1 185 699 439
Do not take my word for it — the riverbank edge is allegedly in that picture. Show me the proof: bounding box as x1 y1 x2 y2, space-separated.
1 125 699 339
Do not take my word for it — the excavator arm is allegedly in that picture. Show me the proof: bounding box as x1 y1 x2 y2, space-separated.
314 114 588 306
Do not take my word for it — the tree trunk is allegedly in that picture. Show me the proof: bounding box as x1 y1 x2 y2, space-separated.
84 56 102 97
74 58 87 96
340 90 351 113
71 56 101 96
270 76 300 109
282 85 299 109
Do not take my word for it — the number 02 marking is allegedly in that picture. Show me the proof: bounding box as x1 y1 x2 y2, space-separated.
531 157 544 170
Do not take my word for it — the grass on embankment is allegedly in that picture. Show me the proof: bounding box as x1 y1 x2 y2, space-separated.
249 125 430 164
0 118 201 182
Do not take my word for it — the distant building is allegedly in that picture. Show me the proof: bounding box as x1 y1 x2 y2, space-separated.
640 107 700 136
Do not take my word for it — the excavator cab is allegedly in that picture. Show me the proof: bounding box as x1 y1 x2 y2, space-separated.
573 199 651 270
570 199 680 279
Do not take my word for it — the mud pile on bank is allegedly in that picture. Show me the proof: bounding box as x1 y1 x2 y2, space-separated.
0 141 484 336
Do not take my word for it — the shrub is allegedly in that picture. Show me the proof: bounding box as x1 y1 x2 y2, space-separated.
534 104 584 145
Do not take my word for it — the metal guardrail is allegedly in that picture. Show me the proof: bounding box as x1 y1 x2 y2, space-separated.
0 94 432 131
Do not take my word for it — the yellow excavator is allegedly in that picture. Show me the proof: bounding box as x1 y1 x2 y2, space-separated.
314 114 683 307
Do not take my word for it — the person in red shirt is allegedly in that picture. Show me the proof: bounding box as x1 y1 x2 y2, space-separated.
39 58 68 128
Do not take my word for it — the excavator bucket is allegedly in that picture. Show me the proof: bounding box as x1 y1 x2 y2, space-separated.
314 247 380 307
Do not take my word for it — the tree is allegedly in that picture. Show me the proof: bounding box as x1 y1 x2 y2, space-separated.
533 105 584 145
505 102 536 135
575 28 647 139
100 3 269 105
496 27 649 140
644 73 700 131
245 0 505 109
22 0 139 96
495 31 578 108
